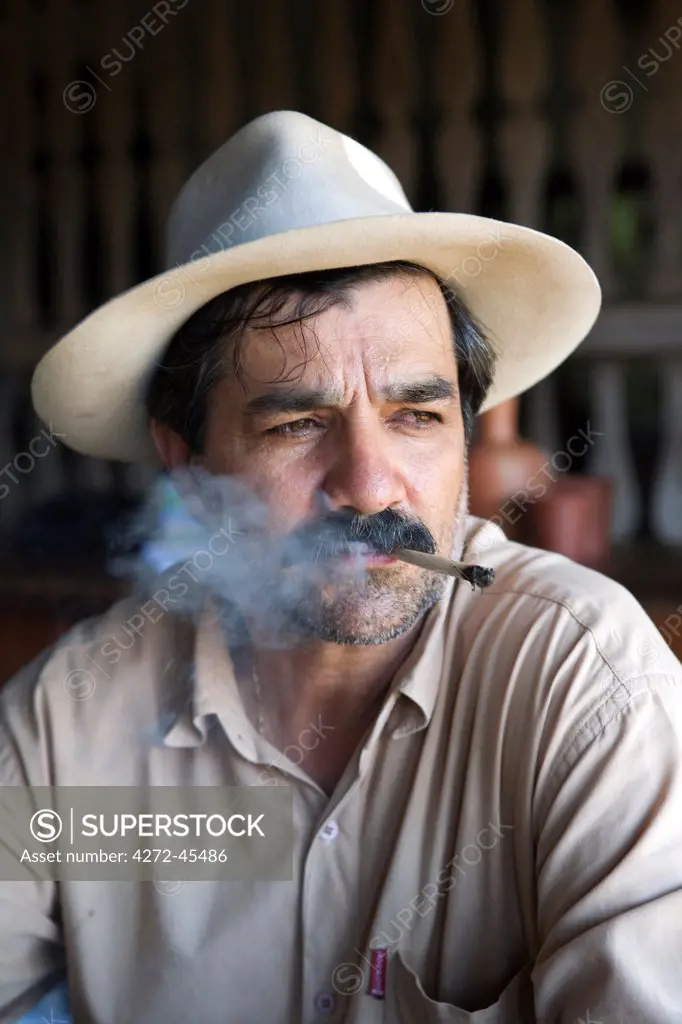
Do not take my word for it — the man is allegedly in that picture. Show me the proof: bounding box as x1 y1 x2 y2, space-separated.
2 110 681 1023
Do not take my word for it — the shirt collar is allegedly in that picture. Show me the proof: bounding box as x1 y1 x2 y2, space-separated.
387 576 455 737
163 599 269 760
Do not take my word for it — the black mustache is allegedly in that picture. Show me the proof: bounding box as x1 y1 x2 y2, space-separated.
284 508 437 562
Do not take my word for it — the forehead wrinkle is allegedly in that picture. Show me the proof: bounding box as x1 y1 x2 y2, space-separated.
237 277 456 415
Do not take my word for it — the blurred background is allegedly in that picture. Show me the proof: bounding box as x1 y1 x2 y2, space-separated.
1 0 681 681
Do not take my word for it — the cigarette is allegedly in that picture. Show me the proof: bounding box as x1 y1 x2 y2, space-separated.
394 548 495 590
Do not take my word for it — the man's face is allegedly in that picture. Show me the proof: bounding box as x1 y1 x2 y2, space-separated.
197 272 468 644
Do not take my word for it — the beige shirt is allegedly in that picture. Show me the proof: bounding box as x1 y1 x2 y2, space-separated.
2 516 682 1024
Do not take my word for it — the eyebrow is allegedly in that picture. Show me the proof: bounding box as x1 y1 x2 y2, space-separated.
243 375 457 418
382 376 457 404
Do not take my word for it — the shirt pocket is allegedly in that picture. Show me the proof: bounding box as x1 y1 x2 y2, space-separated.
386 949 535 1023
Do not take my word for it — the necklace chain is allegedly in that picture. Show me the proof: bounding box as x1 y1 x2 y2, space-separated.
251 657 266 737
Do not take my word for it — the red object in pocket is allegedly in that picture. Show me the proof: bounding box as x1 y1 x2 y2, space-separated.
368 948 388 999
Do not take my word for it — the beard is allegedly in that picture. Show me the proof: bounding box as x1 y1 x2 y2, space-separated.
135 465 471 651
277 476 470 647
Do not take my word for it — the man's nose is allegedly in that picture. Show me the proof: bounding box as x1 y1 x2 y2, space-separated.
320 422 407 516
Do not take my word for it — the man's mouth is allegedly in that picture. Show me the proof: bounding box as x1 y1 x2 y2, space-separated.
336 550 397 567
280 539 407 571
331 542 399 567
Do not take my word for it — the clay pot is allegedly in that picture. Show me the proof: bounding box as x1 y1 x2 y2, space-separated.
468 397 550 541
526 475 613 568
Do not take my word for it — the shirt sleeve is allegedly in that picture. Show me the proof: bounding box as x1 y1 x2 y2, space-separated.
532 671 682 1024
0 677 65 1023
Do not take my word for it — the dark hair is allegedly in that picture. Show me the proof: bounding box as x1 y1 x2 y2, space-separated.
145 261 497 452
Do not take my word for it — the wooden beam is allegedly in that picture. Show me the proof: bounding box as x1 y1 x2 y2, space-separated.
580 303 682 356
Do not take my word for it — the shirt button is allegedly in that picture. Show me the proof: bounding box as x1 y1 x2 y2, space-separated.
315 991 336 1013
318 820 339 841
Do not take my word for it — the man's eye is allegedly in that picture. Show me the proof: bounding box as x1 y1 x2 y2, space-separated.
269 418 322 436
397 411 443 427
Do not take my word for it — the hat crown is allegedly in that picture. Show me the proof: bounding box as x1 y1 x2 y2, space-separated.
165 111 412 269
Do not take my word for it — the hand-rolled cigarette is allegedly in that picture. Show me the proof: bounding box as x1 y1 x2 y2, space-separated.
393 548 495 590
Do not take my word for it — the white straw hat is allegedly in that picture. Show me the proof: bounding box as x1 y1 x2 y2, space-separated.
31 110 601 463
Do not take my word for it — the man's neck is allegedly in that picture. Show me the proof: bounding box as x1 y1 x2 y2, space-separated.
236 616 429 795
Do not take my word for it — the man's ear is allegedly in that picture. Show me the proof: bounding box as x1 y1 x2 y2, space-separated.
149 419 216 527
149 418 194 469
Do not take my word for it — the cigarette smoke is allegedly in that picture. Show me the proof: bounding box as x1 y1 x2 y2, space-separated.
112 467 441 649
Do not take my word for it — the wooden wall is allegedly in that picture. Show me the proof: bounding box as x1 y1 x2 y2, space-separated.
0 0 681 546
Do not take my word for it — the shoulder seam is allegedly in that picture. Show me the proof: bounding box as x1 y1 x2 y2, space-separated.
538 682 680 828
480 583 663 688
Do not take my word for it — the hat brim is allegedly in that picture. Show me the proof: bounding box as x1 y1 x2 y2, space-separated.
31 212 601 463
